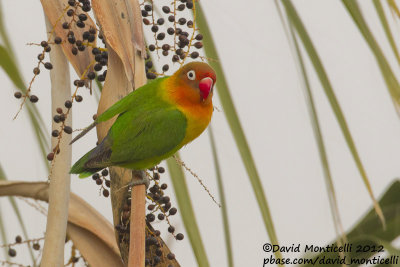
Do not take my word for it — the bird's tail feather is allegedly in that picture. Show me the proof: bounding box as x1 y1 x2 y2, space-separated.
70 148 103 178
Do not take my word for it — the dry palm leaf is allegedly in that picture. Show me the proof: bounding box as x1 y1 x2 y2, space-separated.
0 181 123 267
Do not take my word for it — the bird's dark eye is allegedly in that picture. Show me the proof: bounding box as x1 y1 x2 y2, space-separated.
187 70 196 80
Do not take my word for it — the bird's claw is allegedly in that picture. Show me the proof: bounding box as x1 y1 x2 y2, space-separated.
128 170 150 189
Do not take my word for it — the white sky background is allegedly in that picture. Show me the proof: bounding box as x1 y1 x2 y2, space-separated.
1 0 400 266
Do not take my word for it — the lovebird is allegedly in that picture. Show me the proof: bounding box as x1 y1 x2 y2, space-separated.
70 62 216 178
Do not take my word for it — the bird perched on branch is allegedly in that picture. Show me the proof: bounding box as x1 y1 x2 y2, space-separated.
70 62 216 178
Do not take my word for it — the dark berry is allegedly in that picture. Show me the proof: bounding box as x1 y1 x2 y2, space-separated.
162 64 169 72
92 173 100 180
47 152 54 161
148 44 155 51
8 248 16 257
29 95 39 103
14 92 22 99
167 253 175 260
100 58 108 66
75 95 83 102
76 20 85 28
64 100 72 108
32 243 40 250
167 27 174 35
88 34 95 42
169 207 177 215
176 233 184 240
144 4 152 11
156 33 165 40
172 55 179 62
157 18 164 25
41 41 48 47
195 34 203 40
53 115 61 123
77 80 85 87
155 248 162 256
103 189 109 197
94 64 102 71
71 47 78 55
33 67 40 75
78 13 87 21
62 22 69 29
54 36 62 44
162 6 170 13
194 41 203 49
153 256 161 264
178 18 187 25
64 126 73 134
178 4 185 11
190 52 199 59
186 1 193 9
168 15 175 22
146 72 156 79
146 61 153 68
82 4 91 12
44 62 53 70
157 213 164 220
176 48 183 55
162 50 168 56
37 53 44 60
151 25 158 33
146 213 155 222
68 0 75 6
82 31 90 40
158 167 165 173
95 54 103 62
15 236 22 243
92 47 100 55
101 169 109 176
52 130 59 137
97 75 105 82
168 226 175 233
143 18 150 25
68 36 76 44
96 178 102 185
89 27 96 34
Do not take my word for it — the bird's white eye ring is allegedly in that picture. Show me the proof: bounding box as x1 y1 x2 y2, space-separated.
187 70 196 80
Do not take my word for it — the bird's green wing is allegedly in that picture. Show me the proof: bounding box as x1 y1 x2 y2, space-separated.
70 77 167 145
97 77 167 123
109 107 187 167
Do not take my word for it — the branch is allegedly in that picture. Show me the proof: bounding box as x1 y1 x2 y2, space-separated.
40 16 72 267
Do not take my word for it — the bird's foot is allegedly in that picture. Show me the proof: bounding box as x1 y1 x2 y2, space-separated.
129 170 150 189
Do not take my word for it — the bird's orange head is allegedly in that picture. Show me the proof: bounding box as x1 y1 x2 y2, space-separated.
170 62 216 104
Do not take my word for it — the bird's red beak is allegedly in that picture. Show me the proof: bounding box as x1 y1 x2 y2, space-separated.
199 77 214 100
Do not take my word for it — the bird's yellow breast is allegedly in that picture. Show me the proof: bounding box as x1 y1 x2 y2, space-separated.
162 78 213 146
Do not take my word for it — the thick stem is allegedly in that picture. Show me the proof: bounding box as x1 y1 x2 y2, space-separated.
128 171 146 267
41 16 72 267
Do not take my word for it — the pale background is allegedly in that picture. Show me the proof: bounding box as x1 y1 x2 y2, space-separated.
1 0 400 266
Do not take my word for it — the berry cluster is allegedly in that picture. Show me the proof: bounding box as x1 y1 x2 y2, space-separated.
0 235 44 266
91 168 111 198
140 0 204 80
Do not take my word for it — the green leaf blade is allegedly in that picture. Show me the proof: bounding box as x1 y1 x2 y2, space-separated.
196 4 283 263
166 155 210 267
